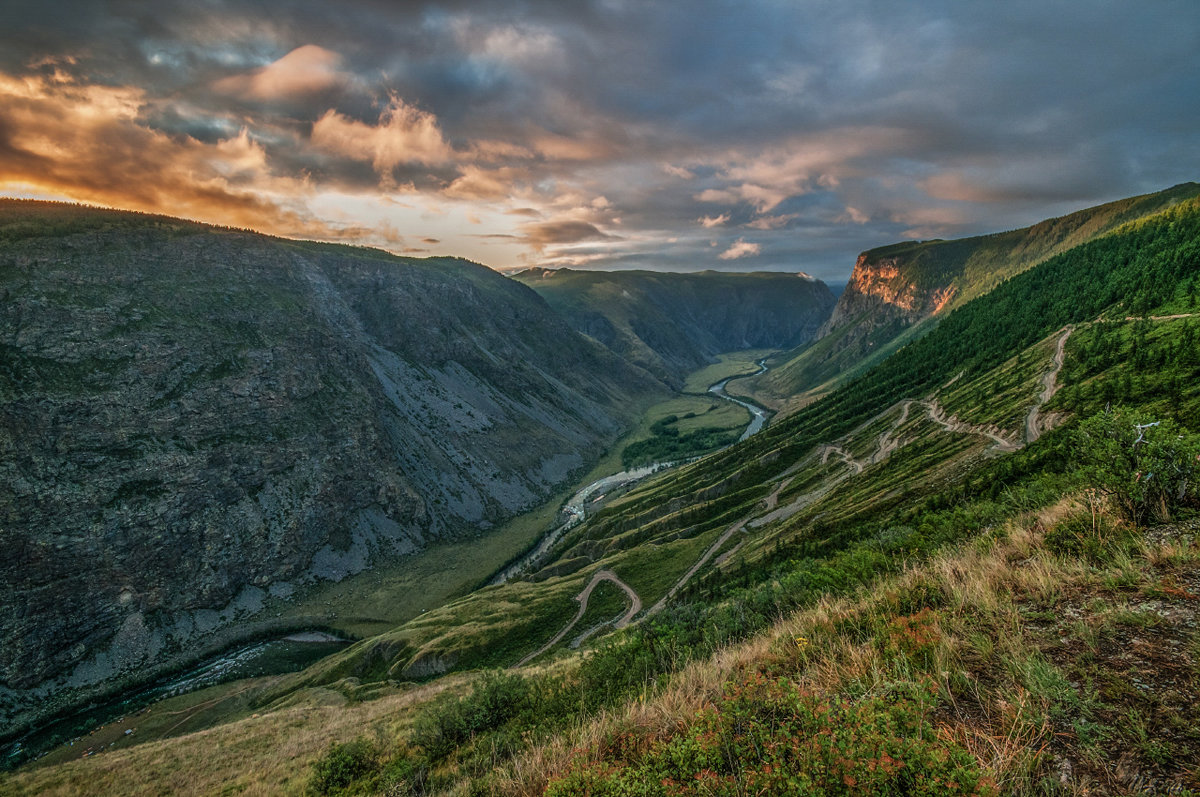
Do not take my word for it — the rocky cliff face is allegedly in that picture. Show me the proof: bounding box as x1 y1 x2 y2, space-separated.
513 268 836 385
757 183 1200 402
821 253 955 334
0 202 660 731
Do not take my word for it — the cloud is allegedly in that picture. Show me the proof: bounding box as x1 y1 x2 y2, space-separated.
532 131 612 161
718 237 761 260
519 219 617 250
1 1 1198 279
213 45 352 100
695 188 738 204
444 165 522 200
0 71 325 236
698 213 729 228
835 206 869 224
746 213 797 230
311 96 453 177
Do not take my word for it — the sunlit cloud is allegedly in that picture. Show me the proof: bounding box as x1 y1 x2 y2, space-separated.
444 165 524 200
213 45 353 100
311 96 453 176
0 70 322 236
0 1 1195 278
746 213 798 230
718 238 761 260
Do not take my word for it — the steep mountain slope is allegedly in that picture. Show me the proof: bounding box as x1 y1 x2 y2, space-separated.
0 201 663 735
752 182 1200 405
512 268 836 386
227 194 1200 684
11 193 1198 795
206 192 1199 791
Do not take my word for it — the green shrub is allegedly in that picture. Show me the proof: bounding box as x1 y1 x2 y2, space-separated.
1072 408 1200 527
547 675 997 796
1043 512 1135 565
411 671 539 761
309 737 381 795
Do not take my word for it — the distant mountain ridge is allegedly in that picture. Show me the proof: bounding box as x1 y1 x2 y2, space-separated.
512 268 836 386
0 201 663 731
754 182 1200 405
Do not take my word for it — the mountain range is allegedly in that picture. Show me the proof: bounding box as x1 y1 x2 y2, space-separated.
512 268 835 386
3 187 1200 795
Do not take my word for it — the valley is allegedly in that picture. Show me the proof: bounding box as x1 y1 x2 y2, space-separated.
2 3 1198 793
3 190 1200 796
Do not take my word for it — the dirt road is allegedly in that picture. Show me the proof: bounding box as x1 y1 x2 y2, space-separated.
515 569 641 666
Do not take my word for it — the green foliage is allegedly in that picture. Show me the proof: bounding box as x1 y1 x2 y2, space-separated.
1072 408 1200 527
308 737 381 795
621 425 740 468
1043 512 1136 565
411 671 541 761
547 676 996 796
1055 317 1200 429
762 182 1200 399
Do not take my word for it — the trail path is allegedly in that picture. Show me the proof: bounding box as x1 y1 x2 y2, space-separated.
1123 313 1200 322
495 358 773 586
870 400 911 464
601 318 1195 620
922 398 1019 453
1025 326 1073 443
820 444 863 474
761 477 792 511
645 518 748 616
749 399 909 529
515 569 640 666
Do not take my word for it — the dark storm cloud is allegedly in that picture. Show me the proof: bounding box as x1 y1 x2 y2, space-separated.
0 0 1197 278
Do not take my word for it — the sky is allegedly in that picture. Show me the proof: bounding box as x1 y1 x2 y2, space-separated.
0 1 1197 282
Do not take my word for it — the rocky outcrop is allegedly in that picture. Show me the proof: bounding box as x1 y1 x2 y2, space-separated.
759 183 1200 402
0 202 661 733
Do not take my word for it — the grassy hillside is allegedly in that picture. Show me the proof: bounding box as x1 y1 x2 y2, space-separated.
5 195 1199 795
753 182 1200 408
513 269 834 386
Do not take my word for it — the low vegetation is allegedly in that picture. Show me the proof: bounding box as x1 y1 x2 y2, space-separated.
5 193 1199 796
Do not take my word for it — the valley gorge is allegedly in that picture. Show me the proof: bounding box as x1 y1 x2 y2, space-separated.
0 202 668 735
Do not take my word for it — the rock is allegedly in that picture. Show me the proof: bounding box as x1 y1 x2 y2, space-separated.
0 201 661 733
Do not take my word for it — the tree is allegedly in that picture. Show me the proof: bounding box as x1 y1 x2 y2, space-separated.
1073 408 1200 527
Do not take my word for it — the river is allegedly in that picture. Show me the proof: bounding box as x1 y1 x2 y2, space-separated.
490 357 772 585
11 360 772 764
3 632 350 770
709 358 770 441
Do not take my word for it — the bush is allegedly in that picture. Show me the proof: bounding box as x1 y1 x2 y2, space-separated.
411 671 539 761
547 674 997 796
1043 511 1136 565
309 737 381 795
1072 408 1200 527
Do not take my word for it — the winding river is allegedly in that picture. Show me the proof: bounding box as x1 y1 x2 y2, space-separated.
3 632 350 770
491 357 772 585
709 358 770 441
10 358 774 766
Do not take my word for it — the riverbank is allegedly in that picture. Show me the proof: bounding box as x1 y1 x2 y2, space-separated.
4 632 351 770
490 352 776 585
